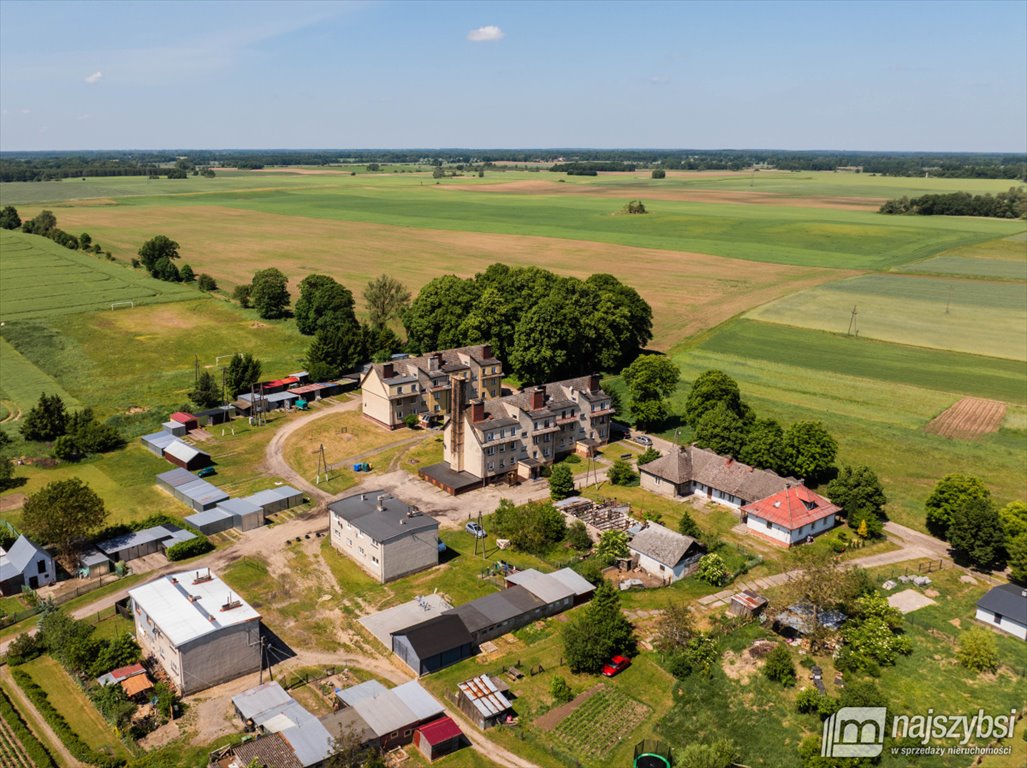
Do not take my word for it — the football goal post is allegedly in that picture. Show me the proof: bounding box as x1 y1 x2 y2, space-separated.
110 301 135 311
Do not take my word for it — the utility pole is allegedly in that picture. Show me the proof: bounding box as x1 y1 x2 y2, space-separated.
194 354 199 388
316 443 328 484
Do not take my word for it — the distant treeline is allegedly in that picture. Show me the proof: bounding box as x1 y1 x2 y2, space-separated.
879 187 1026 218
1 148 1024 182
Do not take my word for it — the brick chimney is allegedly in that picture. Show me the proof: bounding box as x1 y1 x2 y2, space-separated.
428 353 442 372
470 399 485 422
588 373 600 393
382 362 394 378
530 386 546 410
481 344 493 361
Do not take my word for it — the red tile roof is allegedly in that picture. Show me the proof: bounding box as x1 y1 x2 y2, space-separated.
416 716 463 745
742 485 839 530
169 412 196 423
108 663 146 681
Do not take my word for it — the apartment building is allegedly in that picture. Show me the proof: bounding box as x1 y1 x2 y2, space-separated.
361 345 503 429
420 374 613 493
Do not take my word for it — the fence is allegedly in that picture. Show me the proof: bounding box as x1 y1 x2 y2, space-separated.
0 574 123 631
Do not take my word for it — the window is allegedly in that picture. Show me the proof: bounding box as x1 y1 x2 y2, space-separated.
404 729 413 737
654 476 661 485
659 564 665 572
765 520 772 529
486 447 495 456
37 560 46 574
488 462 494 470
543 449 550 457
994 613 1003 624
372 556 379 564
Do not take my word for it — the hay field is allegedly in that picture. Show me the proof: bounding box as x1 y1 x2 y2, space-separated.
744 272 1027 361
901 232 1027 280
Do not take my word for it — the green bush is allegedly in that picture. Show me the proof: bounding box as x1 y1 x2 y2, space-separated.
403 413 420 429
696 553 730 586
956 627 999 673
763 644 797 687
166 536 214 561
550 676 574 704
0 684 57 767
607 458 637 486
11 669 125 767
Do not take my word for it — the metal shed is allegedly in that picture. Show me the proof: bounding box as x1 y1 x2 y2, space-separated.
414 716 464 761
98 525 195 562
163 439 212 470
185 508 234 536
242 486 304 515
140 431 178 457
173 478 229 512
162 420 187 437
217 498 265 532
456 675 513 729
78 548 112 578
168 411 199 431
194 405 235 427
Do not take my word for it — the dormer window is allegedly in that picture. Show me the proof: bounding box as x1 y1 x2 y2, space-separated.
802 500 818 511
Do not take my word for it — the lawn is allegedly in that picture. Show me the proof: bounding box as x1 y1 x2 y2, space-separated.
745 273 1027 362
19 655 130 758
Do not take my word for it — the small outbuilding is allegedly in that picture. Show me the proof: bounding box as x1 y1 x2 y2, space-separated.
169 412 199 432
455 675 513 729
98 525 197 563
140 430 178 457
217 498 265 532
242 486 304 515
0 536 56 595
194 405 235 427
162 420 187 437
975 583 1027 641
163 439 213 471
78 548 113 578
729 589 769 619
627 522 705 583
184 507 234 536
413 716 464 761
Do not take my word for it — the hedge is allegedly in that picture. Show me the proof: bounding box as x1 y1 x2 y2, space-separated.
0 684 58 767
165 536 214 561
10 669 125 767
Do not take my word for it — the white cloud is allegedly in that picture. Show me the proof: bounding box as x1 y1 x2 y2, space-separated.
19 108 30 114
84 70 103 84
77 113 90 121
467 25 504 42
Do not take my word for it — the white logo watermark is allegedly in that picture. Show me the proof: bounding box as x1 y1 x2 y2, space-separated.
822 707 1017 758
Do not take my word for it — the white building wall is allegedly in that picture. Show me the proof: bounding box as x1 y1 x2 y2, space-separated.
975 608 1027 641
746 513 836 546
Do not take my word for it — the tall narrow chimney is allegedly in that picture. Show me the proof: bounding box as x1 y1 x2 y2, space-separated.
481 344 493 361
428 353 441 372
588 373 600 393
382 362 395 378
531 386 546 410
470 399 485 422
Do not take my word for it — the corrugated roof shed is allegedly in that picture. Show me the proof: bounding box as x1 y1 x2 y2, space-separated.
393 614 472 658
234 682 295 724
337 680 442 738
505 569 574 605
458 675 512 719
141 431 178 451
548 568 595 597
336 679 388 708
393 680 445 722
185 508 233 529
416 716 463 745
156 467 197 488
177 478 229 507
280 719 333 767
217 498 262 517
98 525 187 556
164 440 208 464
129 571 260 647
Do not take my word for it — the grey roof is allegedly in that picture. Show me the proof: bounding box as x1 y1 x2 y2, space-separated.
279 719 333 767
393 614 472 658
79 548 111 568
628 523 702 568
318 708 375 750
156 468 197 488
505 569 574 605
162 529 197 546
163 439 208 463
265 391 298 404
161 421 181 431
641 445 795 503
368 345 500 386
234 682 295 724
448 585 544 632
458 675 513 720
177 478 229 506
194 406 234 417
217 498 262 517
185 508 233 528
232 682 335 768
336 680 442 738
243 486 303 507
336 680 388 708
0 536 48 581
98 525 188 555
393 680 444 721
977 583 1027 623
548 568 596 597
329 491 438 544
141 432 178 450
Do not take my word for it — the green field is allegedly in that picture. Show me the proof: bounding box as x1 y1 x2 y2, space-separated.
901 232 1027 280
0 230 197 321
745 273 1027 362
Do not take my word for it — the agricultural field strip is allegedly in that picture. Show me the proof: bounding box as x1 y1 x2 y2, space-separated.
744 273 1027 362
0 714 35 768
0 336 81 414
550 687 652 762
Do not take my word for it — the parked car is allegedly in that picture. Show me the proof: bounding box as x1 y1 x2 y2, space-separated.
602 655 632 677
634 435 653 447
465 521 486 538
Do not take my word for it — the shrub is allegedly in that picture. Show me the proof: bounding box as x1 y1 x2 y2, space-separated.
197 273 218 291
957 627 999 673
573 558 606 585
0 686 57 767
636 447 661 466
696 553 730 586
6 631 43 665
763 645 797 687
549 676 574 704
667 633 720 678
651 169 666 179
403 413 420 429
607 458 637 486
566 521 592 552
166 536 214 561
563 454 581 464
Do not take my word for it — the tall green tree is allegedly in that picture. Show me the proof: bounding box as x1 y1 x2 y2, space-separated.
294 274 357 335
781 421 837 482
20 393 68 442
21 209 57 236
684 370 743 427
0 205 21 230
693 401 748 457
549 464 575 500
622 354 679 430
190 370 222 408
947 496 1005 569
361 323 403 362
179 263 195 282
364 274 411 329
21 478 108 563
250 268 291 319
827 465 888 535
999 501 1027 540
738 417 786 472
1006 533 1027 584
224 353 262 399
305 319 365 381
924 474 991 539
403 274 480 353
137 234 180 273
562 581 637 673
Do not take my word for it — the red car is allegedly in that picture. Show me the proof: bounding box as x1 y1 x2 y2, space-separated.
602 655 631 677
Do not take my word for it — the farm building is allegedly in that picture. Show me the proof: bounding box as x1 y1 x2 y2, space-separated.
640 445 796 508
162 420 188 437
336 679 446 751
156 468 229 512
130 570 262 695
240 390 298 411
627 522 705 583
447 586 548 645
184 507 234 536
78 548 112 578
741 485 839 547
328 491 439 583
391 614 475 676
140 430 178 457
455 675 513 729
162 439 213 470
0 536 55 595
504 567 595 607
169 412 199 431
729 590 769 618
194 405 235 426
975 583 1027 641
242 485 304 515
97 524 197 563
413 716 465 761
217 498 265 532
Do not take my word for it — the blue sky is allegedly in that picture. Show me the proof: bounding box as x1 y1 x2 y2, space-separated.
1 0 1024 152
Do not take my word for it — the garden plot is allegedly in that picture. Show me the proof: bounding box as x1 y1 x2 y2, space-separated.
925 397 1007 439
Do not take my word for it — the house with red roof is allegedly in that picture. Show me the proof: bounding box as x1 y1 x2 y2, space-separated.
741 485 839 547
